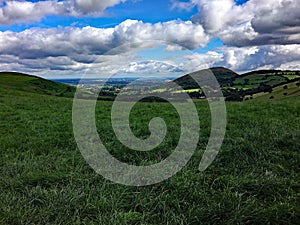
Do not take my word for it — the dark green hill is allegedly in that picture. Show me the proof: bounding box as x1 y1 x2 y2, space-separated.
174 67 238 89
244 80 300 101
231 70 300 89
174 68 300 89
172 68 300 101
0 72 75 98
224 70 300 101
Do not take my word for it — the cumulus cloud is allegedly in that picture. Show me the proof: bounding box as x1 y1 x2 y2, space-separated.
1 0 299 76
73 0 126 15
0 19 209 59
117 44 300 76
217 44 300 72
179 51 224 72
0 19 209 60
0 0 126 24
0 19 209 76
0 1 61 24
117 60 184 76
170 0 300 72
185 0 300 46
192 0 251 34
170 44 300 74
250 0 300 34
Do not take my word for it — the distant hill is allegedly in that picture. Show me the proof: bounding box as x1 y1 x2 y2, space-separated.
0 72 75 98
174 67 238 89
244 80 300 101
172 67 300 101
1 68 299 102
231 70 300 88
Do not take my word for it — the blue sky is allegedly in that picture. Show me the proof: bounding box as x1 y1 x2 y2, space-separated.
0 0 200 31
0 0 299 78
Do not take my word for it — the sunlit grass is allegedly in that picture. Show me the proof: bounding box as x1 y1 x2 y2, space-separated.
0 84 299 224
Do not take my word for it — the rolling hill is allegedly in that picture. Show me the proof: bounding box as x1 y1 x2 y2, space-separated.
245 80 300 101
0 69 299 224
0 70 299 224
174 67 239 89
1 68 299 101
172 67 300 101
0 72 75 98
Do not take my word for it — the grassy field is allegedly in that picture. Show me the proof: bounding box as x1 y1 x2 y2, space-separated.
0 72 75 98
0 75 300 224
245 81 300 101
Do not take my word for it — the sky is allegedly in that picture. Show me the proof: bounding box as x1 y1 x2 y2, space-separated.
0 0 299 78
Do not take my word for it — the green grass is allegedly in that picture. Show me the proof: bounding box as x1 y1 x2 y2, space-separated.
172 68 299 100
0 72 75 98
173 88 201 93
0 74 299 224
245 81 300 100
283 75 300 80
233 74 288 88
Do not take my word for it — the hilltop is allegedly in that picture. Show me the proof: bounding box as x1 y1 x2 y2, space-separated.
172 67 300 101
0 72 75 98
174 67 238 89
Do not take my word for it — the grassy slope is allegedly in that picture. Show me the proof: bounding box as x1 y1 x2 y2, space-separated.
246 81 300 100
0 74 299 224
232 73 299 90
0 72 75 98
174 68 299 93
174 67 238 89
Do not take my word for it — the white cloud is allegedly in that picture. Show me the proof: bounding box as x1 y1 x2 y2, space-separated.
216 44 300 72
0 19 209 59
0 16 298 77
171 0 198 11
192 0 251 33
0 1 61 24
168 44 300 74
0 20 210 76
187 0 300 46
0 0 127 25
1 0 299 76
165 45 185 52
117 60 183 76
73 0 125 15
179 51 224 72
169 0 300 73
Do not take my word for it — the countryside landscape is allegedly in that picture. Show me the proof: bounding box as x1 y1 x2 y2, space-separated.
0 68 299 224
0 0 300 224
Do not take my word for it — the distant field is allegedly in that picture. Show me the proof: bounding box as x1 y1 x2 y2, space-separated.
245 81 300 101
233 74 287 86
0 75 299 224
283 75 300 80
172 68 300 101
172 88 201 93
